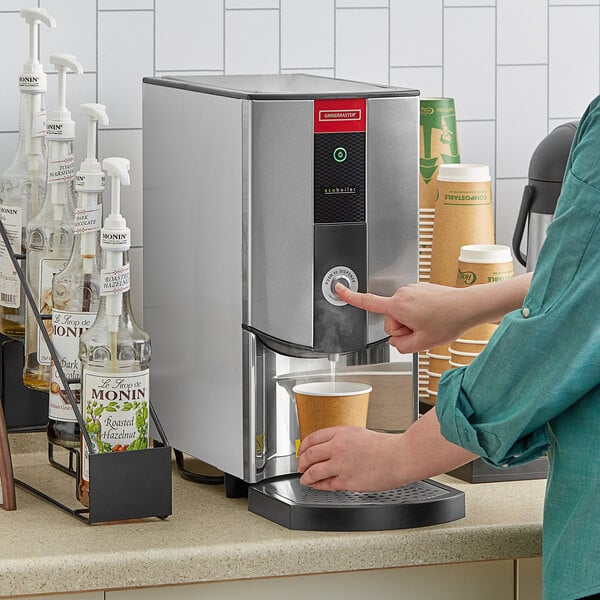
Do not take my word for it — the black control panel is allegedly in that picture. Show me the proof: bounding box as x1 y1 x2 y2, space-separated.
313 131 366 224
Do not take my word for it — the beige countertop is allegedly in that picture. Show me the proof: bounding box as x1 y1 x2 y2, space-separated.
0 434 545 598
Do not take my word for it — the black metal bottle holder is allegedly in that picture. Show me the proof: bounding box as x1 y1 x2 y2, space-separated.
0 220 172 524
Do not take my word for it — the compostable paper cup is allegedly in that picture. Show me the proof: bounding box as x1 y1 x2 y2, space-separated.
455 244 514 343
449 347 478 366
419 98 461 210
429 164 495 288
426 370 442 392
426 349 451 374
450 338 488 354
293 381 371 440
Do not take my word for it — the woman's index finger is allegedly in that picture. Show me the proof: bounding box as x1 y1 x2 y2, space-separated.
335 284 392 315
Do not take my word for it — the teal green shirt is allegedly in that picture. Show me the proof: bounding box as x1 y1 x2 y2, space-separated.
437 95 600 600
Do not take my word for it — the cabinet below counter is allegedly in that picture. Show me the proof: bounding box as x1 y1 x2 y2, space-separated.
1 441 545 599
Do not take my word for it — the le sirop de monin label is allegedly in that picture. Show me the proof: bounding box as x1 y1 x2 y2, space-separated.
80 369 150 483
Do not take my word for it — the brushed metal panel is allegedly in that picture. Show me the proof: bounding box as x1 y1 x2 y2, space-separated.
143 83 244 478
248 99 314 348
366 96 419 343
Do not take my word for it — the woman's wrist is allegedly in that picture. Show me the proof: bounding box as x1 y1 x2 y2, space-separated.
458 272 532 330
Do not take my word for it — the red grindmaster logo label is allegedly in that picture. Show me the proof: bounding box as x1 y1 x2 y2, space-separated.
314 98 366 133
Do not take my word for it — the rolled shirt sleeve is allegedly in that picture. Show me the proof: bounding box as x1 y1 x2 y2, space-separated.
436 167 600 468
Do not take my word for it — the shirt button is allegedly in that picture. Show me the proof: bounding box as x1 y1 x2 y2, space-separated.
522 307 530 318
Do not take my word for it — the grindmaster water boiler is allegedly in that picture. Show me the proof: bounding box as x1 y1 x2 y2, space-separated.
142 74 421 495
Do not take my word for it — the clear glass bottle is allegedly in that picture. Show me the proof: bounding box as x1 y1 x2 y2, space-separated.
0 9 55 340
23 54 82 391
48 103 108 448
78 157 150 507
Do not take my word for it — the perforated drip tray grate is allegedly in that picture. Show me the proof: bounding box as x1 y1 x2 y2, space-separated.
248 475 465 531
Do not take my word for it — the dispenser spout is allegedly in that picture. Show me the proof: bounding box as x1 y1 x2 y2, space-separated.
328 353 340 364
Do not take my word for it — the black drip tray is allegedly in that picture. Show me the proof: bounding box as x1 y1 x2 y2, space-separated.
248 475 465 531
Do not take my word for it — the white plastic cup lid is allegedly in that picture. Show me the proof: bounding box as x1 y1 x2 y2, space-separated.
437 163 491 183
459 244 512 263
292 381 372 397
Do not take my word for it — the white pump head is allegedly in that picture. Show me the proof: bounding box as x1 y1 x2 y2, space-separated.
101 157 132 331
19 8 55 92
47 54 83 140
76 103 109 192
102 157 130 234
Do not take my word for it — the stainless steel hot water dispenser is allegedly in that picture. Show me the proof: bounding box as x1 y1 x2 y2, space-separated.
142 75 464 530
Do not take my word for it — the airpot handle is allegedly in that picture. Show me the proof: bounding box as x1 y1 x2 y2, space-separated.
512 184 534 267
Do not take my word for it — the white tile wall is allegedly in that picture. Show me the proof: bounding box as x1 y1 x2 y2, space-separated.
281 0 334 69
444 7 496 120
549 5 600 118
336 8 389 84
0 1 598 305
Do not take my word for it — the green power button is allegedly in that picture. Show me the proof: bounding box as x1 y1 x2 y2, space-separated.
333 147 348 163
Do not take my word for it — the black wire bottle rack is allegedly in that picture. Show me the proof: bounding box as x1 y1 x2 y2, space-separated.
0 219 172 524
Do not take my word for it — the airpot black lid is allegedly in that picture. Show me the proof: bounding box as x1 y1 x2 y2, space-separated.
529 121 578 183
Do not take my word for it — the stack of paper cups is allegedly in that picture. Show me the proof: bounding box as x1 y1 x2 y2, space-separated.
418 99 460 404
418 205 435 401
449 244 514 367
429 164 495 287
419 98 461 211
424 164 495 403
425 346 452 404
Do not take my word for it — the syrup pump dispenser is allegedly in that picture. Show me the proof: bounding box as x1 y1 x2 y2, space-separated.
48 104 109 449
24 54 83 391
0 8 56 340
78 158 151 507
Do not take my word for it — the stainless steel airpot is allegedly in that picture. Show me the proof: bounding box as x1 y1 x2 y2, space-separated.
512 121 578 271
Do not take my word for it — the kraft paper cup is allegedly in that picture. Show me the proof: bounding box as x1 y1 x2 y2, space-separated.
426 350 451 375
456 244 514 287
426 370 442 392
293 381 371 440
427 389 438 404
419 98 461 210
451 338 488 354
449 347 478 366
429 164 495 288
455 244 514 344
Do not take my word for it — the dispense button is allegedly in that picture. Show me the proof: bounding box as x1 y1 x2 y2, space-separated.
333 146 348 163
322 266 358 306
330 275 351 298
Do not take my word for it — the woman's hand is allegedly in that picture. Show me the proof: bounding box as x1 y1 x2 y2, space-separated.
297 426 405 492
336 282 474 353
335 274 533 354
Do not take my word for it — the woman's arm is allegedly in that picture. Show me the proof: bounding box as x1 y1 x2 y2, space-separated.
334 272 533 354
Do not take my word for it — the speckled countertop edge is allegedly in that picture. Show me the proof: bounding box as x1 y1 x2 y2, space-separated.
0 445 545 598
